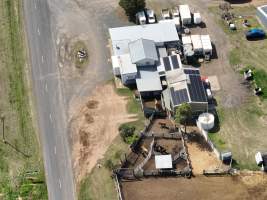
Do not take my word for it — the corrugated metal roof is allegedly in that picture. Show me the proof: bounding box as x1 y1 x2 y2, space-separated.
117 54 137 75
129 39 158 64
109 21 179 44
136 66 162 92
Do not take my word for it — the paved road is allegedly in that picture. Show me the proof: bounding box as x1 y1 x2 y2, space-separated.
23 0 76 199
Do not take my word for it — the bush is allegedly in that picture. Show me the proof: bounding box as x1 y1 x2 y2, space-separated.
119 0 146 22
119 124 136 142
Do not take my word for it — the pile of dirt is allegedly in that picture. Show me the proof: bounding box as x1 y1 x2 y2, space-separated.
70 84 136 185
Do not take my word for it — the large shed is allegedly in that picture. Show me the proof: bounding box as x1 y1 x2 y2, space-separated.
257 5 267 28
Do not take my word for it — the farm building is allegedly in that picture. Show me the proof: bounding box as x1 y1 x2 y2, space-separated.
109 21 180 95
257 5 267 28
161 68 208 114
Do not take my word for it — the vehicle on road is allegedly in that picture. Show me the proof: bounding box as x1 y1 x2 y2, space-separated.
246 28 266 40
161 8 171 20
145 9 156 24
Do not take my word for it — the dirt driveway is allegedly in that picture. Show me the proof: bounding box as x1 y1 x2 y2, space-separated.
122 173 267 200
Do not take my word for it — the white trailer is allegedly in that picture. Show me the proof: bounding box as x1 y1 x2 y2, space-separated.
179 5 191 25
182 35 194 57
191 35 203 54
193 13 202 24
201 35 212 56
182 35 192 45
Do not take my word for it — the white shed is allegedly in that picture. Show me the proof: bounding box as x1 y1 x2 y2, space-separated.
179 5 191 25
155 154 173 169
201 35 212 56
191 35 203 54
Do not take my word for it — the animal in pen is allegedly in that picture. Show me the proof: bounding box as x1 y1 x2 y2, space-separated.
141 145 149 157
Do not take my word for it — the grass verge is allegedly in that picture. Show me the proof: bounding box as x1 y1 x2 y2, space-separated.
0 0 47 199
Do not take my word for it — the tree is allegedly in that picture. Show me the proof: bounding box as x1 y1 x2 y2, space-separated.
119 0 146 22
174 103 192 133
119 124 136 142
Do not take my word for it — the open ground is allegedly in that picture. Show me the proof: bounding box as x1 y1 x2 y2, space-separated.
121 173 267 200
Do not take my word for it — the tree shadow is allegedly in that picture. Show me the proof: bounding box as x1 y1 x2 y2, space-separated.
224 0 252 4
187 131 213 152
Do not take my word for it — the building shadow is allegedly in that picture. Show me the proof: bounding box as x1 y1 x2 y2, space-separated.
211 43 218 59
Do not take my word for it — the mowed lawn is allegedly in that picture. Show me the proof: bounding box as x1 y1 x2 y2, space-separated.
209 5 267 169
0 0 47 199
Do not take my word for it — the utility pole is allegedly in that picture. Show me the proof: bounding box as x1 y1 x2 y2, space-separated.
1 114 5 143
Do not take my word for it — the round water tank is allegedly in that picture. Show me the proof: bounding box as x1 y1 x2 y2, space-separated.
198 113 215 131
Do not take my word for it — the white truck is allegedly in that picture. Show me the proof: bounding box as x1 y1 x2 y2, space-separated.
146 9 156 24
201 35 212 60
179 5 191 25
161 8 171 20
191 35 203 55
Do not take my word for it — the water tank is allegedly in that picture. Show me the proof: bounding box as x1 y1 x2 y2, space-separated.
198 113 215 130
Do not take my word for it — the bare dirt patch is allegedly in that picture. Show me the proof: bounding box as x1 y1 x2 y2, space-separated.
70 83 136 185
121 174 267 200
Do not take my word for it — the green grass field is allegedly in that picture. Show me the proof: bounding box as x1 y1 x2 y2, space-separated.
209 5 267 170
0 0 47 199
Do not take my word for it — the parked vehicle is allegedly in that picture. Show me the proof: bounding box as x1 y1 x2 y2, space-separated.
145 9 156 24
179 5 191 25
161 8 171 20
171 7 179 18
246 28 266 40
193 13 202 24
136 11 147 25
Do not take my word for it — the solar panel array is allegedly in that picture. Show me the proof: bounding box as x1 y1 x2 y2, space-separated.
170 55 180 69
162 55 181 71
184 69 200 75
170 87 189 106
163 57 171 71
187 75 207 102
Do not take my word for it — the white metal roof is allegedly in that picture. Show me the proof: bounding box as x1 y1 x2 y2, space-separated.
191 35 203 50
201 35 212 51
179 5 191 19
117 54 137 75
129 39 158 64
155 155 173 169
109 21 179 45
136 66 162 92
